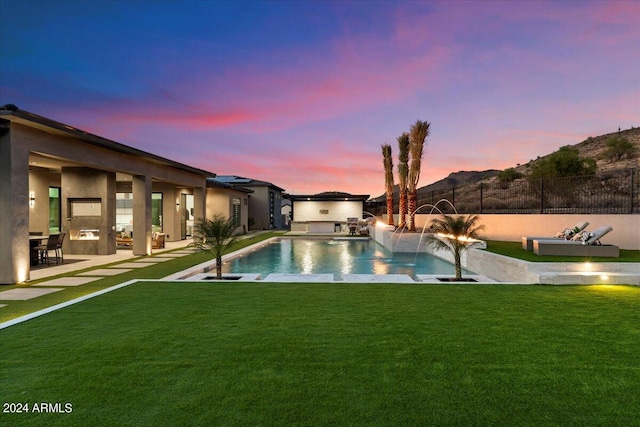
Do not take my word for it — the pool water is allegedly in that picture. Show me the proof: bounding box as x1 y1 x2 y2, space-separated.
222 238 473 279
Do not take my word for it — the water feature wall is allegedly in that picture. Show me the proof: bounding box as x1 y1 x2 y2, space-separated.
376 213 639 250
370 225 467 266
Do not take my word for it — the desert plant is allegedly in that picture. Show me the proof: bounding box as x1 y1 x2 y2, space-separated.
190 213 241 279
382 143 395 226
604 135 637 160
497 167 523 183
397 132 410 228
424 214 484 280
529 146 596 179
407 120 431 231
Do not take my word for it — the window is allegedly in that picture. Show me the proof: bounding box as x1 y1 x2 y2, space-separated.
116 192 163 233
232 197 241 228
116 193 133 233
49 187 61 233
152 192 163 232
269 192 275 226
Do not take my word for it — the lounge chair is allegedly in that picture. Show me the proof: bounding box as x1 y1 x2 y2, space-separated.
521 221 589 251
152 233 165 249
532 226 619 257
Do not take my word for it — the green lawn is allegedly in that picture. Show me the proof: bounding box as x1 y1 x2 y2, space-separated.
2 283 639 426
0 232 283 323
485 240 640 262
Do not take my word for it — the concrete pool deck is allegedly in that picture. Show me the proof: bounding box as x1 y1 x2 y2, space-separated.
179 272 497 283
2 234 638 329
165 235 638 285
4 234 639 288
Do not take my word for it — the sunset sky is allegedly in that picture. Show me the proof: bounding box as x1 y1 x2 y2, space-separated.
1 0 638 197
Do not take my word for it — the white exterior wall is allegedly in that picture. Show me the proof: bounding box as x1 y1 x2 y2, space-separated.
378 213 639 250
293 201 363 222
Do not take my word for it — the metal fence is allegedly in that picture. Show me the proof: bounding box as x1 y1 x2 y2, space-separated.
367 168 639 215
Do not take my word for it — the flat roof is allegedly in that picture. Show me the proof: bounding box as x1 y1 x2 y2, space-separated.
206 178 253 193
288 192 370 202
0 105 216 178
214 175 286 192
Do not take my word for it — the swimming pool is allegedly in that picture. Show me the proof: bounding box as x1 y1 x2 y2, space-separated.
219 238 473 280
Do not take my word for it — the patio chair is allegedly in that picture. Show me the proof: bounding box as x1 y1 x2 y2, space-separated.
521 221 590 251
532 226 619 257
152 233 165 249
34 233 61 265
56 232 66 263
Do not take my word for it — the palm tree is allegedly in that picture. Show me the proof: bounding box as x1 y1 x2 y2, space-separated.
190 213 241 279
382 143 395 226
424 214 485 280
407 119 430 231
397 132 410 229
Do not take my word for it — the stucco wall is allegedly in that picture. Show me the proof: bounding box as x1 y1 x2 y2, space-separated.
28 170 61 233
381 214 639 250
293 201 363 222
248 187 269 230
206 188 249 234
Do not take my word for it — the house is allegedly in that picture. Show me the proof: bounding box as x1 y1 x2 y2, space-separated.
206 178 252 234
281 198 292 228
0 105 219 284
213 176 286 230
287 191 370 233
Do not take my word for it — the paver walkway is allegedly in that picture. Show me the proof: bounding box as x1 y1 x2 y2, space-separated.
0 239 195 310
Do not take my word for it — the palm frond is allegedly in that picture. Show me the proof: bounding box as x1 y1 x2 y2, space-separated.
408 120 431 192
382 143 394 194
397 133 410 189
424 214 485 279
191 213 240 259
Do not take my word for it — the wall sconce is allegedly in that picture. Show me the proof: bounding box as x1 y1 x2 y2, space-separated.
29 192 35 208
176 199 180 211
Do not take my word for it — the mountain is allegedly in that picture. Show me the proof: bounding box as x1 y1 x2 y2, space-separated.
511 127 640 177
370 169 500 203
371 126 640 202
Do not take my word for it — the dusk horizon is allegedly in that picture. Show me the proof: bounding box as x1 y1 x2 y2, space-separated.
2 0 638 197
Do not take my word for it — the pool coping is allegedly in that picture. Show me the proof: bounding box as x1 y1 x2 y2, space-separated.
162 236 491 283
164 235 639 285
179 272 498 284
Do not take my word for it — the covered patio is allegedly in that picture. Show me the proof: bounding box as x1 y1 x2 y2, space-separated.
0 105 214 284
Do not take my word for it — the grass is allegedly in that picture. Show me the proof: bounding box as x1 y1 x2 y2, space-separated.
0 232 282 323
1 283 639 426
485 240 640 262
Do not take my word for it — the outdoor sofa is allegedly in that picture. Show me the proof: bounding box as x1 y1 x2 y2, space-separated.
521 221 589 251
532 226 619 257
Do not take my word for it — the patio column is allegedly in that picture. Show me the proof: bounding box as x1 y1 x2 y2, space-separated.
0 122 30 284
193 184 206 225
132 174 152 256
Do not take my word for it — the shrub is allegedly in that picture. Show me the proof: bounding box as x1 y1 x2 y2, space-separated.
497 168 523 183
604 135 637 160
529 146 596 179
